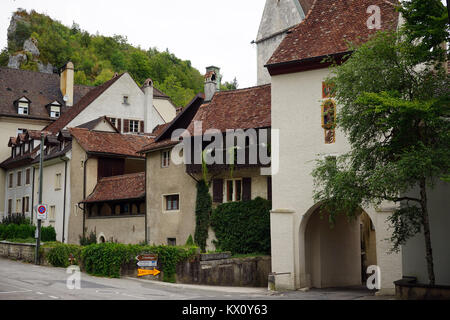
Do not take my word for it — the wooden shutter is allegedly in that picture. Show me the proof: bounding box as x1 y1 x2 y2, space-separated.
26 169 30 185
242 177 252 201
267 176 272 201
212 179 224 203
123 119 129 133
118 119 122 132
140 121 145 133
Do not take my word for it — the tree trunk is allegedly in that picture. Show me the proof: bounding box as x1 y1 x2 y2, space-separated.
419 178 435 285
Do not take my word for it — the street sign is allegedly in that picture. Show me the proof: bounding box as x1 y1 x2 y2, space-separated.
36 204 48 220
137 260 157 267
138 268 160 277
136 254 157 262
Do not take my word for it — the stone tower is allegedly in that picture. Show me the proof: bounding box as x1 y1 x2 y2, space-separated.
255 0 314 85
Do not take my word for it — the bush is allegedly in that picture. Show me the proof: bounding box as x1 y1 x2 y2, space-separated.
81 243 197 281
210 197 271 255
1 213 29 225
47 244 82 268
79 230 97 246
0 223 35 240
41 226 56 242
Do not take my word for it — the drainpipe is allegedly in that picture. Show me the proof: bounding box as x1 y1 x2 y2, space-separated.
82 156 89 239
61 158 68 243
144 155 148 244
31 167 35 224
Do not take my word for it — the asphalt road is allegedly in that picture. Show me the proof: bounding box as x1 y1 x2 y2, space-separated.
0 258 389 300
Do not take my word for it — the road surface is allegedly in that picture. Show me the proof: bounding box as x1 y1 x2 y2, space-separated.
0 258 389 300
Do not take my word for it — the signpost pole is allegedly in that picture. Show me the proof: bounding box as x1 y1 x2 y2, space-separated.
35 133 44 265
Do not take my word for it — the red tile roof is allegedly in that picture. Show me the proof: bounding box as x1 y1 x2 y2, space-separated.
140 85 271 153
83 172 145 203
69 127 154 158
267 0 399 67
44 74 125 134
186 84 271 135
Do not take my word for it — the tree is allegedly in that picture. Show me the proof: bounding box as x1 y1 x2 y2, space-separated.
312 30 449 285
399 0 449 63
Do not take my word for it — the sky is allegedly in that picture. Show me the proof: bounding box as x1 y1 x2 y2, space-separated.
0 0 267 88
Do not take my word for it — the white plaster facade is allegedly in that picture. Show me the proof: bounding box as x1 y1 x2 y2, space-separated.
32 152 71 243
64 73 174 133
0 118 49 219
270 68 402 294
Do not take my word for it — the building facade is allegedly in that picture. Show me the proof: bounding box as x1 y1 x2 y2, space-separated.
265 0 402 293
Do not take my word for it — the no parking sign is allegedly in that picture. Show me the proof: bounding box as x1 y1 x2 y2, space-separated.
36 204 48 220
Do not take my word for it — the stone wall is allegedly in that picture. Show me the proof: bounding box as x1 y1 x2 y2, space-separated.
176 254 271 287
0 241 51 265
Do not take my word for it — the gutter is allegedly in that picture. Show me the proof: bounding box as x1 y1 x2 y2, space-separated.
62 157 68 243
82 155 90 239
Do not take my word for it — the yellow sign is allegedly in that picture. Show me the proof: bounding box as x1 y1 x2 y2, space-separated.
138 268 160 277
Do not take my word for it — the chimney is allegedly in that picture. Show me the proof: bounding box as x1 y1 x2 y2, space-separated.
204 66 221 102
143 78 154 133
60 61 74 107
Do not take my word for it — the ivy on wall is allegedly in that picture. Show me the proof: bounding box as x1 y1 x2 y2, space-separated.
210 197 271 255
194 180 212 253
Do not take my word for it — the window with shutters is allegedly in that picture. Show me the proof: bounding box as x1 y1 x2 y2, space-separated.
224 179 242 202
8 173 13 188
130 120 139 133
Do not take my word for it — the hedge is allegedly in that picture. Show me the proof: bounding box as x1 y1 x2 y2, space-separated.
80 243 198 282
0 223 56 242
210 197 271 255
46 243 82 268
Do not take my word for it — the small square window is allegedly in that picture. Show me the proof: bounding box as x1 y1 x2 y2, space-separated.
123 96 129 105
165 195 179 211
167 238 177 246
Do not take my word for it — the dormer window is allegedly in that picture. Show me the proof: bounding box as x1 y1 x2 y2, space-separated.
17 97 30 115
48 101 62 118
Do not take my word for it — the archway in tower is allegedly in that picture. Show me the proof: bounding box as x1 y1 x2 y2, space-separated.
303 206 377 289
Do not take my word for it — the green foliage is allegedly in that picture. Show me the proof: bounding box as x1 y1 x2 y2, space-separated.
41 226 56 242
194 180 212 252
220 77 238 91
47 243 82 268
399 0 449 63
210 197 271 255
7 10 207 107
1 213 29 225
0 223 35 240
79 230 97 246
81 243 197 281
185 234 194 246
0 48 9 67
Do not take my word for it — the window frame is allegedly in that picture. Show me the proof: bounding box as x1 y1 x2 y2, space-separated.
163 194 180 212
224 178 243 203
129 120 139 133
161 150 171 168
